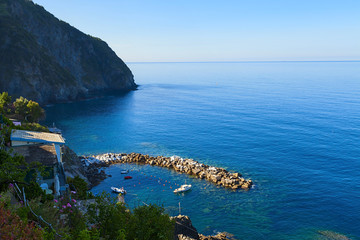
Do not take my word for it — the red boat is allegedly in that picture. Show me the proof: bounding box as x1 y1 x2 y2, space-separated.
124 176 132 180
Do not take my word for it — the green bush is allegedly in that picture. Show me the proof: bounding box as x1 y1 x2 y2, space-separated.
15 122 49 132
87 192 129 240
0 149 27 192
0 92 12 114
0 201 43 239
86 192 175 240
128 204 175 240
67 176 89 200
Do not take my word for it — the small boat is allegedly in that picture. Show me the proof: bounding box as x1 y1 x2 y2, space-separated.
111 187 126 194
121 170 129 174
124 176 132 180
173 184 192 193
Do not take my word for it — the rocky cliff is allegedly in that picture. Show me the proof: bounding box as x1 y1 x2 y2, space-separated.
0 0 136 104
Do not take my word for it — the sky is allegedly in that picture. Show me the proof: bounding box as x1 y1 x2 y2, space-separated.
32 0 360 62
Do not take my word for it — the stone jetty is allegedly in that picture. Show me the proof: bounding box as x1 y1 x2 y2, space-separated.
82 152 253 190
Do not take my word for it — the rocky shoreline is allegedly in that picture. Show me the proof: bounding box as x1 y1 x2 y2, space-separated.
173 215 236 240
81 152 253 190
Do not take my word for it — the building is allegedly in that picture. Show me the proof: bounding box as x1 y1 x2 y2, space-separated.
10 129 68 196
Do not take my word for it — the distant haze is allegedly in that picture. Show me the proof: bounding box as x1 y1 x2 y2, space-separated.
33 0 360 62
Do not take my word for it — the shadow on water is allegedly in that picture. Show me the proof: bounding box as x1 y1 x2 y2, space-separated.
43 91 135 125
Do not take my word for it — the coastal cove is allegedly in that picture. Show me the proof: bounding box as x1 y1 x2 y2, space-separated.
44 62 360 239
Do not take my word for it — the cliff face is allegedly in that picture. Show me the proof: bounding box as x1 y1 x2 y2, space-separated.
0 0 136 104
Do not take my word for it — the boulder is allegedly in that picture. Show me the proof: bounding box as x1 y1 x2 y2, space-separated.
192 168 201 175
177 234 198 240
211 175 221 183
172 215 200 240
199 232 234 240
198 172 206 179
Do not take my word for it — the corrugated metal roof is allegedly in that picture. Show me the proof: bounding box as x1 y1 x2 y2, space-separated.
11 129 65 144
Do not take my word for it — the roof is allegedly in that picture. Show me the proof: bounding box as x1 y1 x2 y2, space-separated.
12 144 58 166
11 130 65 144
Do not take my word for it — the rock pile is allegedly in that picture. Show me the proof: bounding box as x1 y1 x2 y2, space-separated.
83 152 253 190
199 233 235 240
172 215 199 240
172 215 236 240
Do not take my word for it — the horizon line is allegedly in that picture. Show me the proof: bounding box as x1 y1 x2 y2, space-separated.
126 60 360 64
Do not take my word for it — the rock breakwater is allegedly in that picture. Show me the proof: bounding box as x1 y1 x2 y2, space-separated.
82 152 253 190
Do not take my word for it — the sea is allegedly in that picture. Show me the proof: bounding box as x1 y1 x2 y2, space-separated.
44 61 360 240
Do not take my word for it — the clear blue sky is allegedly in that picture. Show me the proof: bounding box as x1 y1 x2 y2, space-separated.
33 0 360 62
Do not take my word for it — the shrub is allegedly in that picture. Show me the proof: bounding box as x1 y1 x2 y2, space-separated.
0 201 43 239
0 92 12 113
0 149 27 192
127 204 175 240
16 122 49 132
67 176 89 200
87 192 129 239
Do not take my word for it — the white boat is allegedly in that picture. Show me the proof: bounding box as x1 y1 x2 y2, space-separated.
121 170 129 174
173 184 192 193
111 187 127 194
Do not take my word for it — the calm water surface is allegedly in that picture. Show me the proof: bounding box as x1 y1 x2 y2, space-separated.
44 62 360 239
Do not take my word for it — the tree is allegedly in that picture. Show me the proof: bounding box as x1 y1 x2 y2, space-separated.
13 97 45 122
0 92 12 113
26 100 45 122
13 96 29 120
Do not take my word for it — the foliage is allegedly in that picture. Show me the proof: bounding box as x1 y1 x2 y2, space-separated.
0 190 12 206
86 192 175 240
15 122 49 132
24 182 53 202
67 176 89 200
13 97 45 123
0 91 12 113
0 201 43 240
68 208 88 239
27 198 63 235
2 186 176 240
0 148 52 202
127 204 175 240
1 114 15 127
0 149 27 192
87 192 129 240
13 96 29 119
0 123 12 145
26 100 45 122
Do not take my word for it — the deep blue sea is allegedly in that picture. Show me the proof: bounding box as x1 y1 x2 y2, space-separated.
44 62 360 239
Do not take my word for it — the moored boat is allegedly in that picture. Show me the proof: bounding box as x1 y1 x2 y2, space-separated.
174 184 192 193
124 176 132 180
121 170 129 174
111 187 126 194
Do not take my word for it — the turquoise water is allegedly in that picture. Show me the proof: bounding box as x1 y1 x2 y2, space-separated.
44 62 360 239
